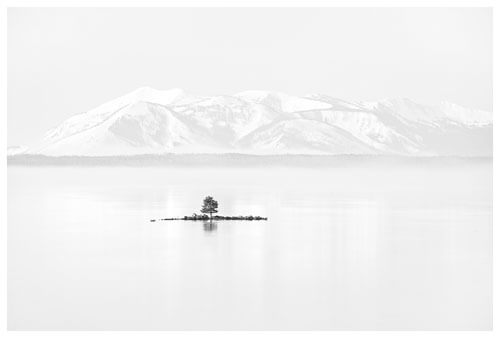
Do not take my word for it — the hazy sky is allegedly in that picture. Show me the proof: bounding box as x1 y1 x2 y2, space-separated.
8 7 492 146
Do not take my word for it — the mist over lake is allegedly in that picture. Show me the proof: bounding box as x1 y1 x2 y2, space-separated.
7 159 492 330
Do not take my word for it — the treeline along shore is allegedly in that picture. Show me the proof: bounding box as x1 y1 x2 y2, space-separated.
7 154 492 168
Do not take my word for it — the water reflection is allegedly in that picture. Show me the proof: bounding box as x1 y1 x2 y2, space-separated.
8 165 492 330
203 220 218 232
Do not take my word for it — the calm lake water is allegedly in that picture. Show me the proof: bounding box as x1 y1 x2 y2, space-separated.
8 161 492 330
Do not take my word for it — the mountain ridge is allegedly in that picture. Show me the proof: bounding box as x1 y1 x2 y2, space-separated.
9 87 492 157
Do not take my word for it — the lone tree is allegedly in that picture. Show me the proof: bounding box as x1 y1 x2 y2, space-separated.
201 196 218 220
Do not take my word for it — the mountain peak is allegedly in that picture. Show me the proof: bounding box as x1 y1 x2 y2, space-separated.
126 87 187 105
235 90 332 113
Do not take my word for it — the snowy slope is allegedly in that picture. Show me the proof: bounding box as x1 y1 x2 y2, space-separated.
16 87 492 157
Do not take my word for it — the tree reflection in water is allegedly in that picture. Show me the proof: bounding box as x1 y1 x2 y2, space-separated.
203 220 218 232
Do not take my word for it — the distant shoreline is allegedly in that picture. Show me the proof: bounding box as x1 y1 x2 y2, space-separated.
6 154 492 167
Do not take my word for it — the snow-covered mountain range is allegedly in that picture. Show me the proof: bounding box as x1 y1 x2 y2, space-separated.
10 87 492 157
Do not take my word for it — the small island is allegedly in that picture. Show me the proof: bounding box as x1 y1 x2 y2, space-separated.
150 196 268 222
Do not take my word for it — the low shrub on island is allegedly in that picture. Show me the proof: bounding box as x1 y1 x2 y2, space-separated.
150 196 268 222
